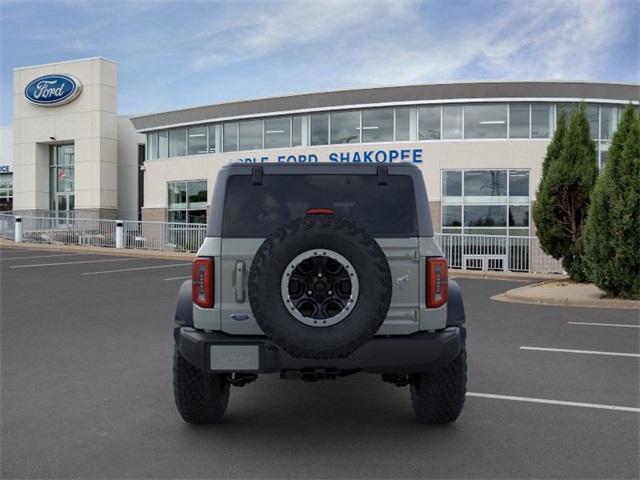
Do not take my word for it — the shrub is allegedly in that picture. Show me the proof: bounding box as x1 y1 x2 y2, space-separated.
533 105 598 281
584 106 640 299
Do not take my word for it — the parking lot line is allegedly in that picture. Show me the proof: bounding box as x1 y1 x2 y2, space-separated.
164 275 191 281
1 253 87 261
10 258 135 269
520 346 640 358
568 321 640 329
467 392 640 413
82 263 190 275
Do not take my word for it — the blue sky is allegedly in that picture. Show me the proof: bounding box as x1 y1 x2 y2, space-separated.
1 0 638 126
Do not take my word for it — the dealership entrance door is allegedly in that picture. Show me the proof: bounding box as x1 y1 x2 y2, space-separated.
50 144 75 221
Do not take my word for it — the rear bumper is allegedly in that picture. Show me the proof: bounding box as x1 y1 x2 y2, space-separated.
175 326 464 375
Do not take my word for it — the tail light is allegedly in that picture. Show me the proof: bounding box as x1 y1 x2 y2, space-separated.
427 257 448 308
305 208 335 215
192 257 214 308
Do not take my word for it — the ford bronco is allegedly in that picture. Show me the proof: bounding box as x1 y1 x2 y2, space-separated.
173 163 467 424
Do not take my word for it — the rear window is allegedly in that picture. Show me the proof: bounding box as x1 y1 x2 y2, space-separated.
222 174 418 237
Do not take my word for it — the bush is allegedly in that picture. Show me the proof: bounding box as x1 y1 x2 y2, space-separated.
533 105 598 281
584 106 640 299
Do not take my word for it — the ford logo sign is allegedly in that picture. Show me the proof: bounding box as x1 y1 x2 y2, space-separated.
24 74 82 106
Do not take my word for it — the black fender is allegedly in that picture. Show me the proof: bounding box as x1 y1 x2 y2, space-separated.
175 280 193 329
447 279 465 327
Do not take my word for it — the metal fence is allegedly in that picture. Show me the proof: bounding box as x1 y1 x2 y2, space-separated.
122 220 206 252
0 213 15 240
0 214 207 253
435 233 564 274
20 216 118 247
2 213 563 273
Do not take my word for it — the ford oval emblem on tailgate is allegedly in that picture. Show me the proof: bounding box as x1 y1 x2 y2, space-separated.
230 313 250 321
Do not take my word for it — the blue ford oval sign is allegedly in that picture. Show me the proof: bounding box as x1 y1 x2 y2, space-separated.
24 74 82 106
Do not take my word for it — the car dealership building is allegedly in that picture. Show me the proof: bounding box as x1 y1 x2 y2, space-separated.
5 57 638 241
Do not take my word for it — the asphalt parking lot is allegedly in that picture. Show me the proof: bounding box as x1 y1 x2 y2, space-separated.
1 245 638 479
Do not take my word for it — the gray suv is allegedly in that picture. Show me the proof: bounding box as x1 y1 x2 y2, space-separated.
173 163 467 424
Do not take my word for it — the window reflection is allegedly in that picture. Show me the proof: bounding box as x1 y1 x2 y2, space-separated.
310 113 329 145
442 106 463 139
330 111 360 144
419 106 440 140
464 104 507 139
362 108 393 142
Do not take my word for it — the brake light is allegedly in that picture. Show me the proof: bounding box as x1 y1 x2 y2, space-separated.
192 257 214 308
427 257 448 308
305 208 335 215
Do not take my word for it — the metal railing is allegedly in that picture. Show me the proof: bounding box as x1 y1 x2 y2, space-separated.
1 214 207 253
20 216 118 248
435 233 564 274
122 220 206 252
2 214 564 272
0 213 15 240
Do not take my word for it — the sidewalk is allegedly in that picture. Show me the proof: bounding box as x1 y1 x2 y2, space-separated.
0 238 195 260
493 279 640 309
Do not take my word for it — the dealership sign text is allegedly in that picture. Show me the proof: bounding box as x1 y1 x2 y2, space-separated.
236 148 423 164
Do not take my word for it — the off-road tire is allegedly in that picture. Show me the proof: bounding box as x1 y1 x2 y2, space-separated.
248 215 392 359
173 347 230 424
410 347 467 423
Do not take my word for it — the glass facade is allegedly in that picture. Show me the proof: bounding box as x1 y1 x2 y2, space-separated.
442 169 530 236
362 108 393 142
330 110 360 144
0 173 12 211
49 144 75 218
167 180 207 223
265 117 291 149
395 107 411 141
144 102 624 164
464 104 507 139
187 126 208 155
419 106 440 140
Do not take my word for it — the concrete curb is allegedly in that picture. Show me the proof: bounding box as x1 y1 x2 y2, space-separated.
492 281 640 310
0 238 195 260
450 270 566 282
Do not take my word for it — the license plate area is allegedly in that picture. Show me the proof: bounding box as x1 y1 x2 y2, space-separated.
209 345 259 371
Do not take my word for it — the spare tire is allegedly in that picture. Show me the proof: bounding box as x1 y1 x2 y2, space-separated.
248 215 392 359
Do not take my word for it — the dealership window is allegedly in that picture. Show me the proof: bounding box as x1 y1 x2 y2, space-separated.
50 144 75 218
158 131 168 159
362 108 393 142
0 173 12 211
509 104 529 138
147 132 158 160
442 106 463 139
442 169 529 236
292 116 303 146
265 117 291 149
531 104 552 138
187 126 208 155
419 106 441 140
600 106 619 140
464 104 507 139
330 110 360 144
168 180 207 223
310 113 329 145
239 120 263 150
585 104 599 140
169 128 187 157
208 124 217 153
223 122 239 152
395 107 411 141
599 142 610 170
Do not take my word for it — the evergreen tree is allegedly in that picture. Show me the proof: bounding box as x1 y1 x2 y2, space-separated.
533 104 598 281
584 106 640 298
